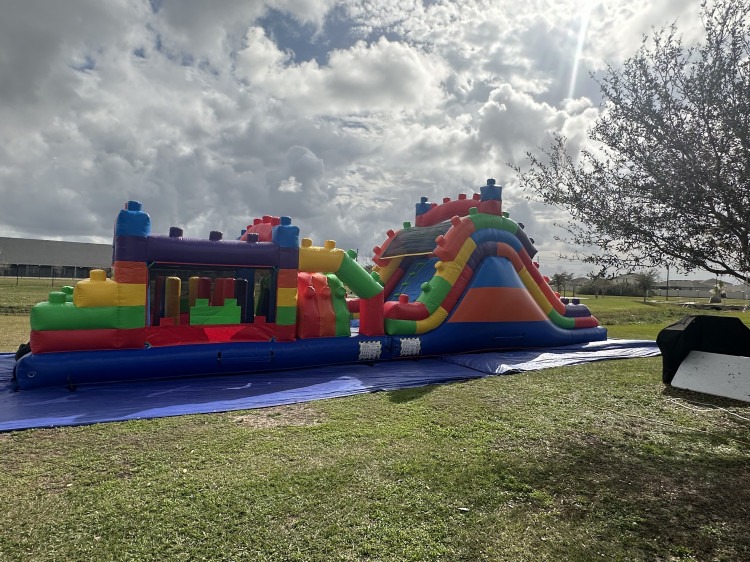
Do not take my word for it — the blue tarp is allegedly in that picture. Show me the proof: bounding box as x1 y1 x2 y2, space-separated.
0 339 659 432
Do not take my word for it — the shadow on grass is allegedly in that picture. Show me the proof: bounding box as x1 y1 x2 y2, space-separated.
662 385 750 409
489 425 750 560
386 384 437 403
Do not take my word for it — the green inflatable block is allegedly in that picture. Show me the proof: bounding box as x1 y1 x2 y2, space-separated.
384 318 417 336
470 213 517 233
190 298 242 326
325 274 352 337
337 254 383 299
275 305 297 326
61 286 74 302
547 309 576 330
31 299 145 331
416 276 452 314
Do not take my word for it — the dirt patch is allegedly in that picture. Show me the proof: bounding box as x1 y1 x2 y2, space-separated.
232 403 324 428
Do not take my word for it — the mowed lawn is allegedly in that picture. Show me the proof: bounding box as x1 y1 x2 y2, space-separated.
1 284 749 561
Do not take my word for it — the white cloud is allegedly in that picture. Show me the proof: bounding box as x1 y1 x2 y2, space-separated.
0 0 708 276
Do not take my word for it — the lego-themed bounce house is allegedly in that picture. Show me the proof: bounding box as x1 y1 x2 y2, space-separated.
13 179 607 390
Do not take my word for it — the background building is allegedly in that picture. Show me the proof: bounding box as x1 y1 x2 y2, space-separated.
0 237 112 280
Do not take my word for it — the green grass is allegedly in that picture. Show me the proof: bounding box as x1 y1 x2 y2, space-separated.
0 277 78 314
1 294 749 560
582 295 749 339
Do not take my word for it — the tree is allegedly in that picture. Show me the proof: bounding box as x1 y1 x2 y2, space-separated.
516 0 750 283
633 270 660 302
550 272 574 296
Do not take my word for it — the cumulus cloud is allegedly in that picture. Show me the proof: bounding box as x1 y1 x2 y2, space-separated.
0 0 707 276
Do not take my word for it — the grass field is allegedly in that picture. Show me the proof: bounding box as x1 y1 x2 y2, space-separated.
1 285 749 560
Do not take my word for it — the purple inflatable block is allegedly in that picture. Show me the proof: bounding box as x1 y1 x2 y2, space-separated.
114 235 149 262
146 236 281 267
278 247 299 269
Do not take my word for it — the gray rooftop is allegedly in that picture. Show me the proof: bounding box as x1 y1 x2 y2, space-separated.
0 237 112 268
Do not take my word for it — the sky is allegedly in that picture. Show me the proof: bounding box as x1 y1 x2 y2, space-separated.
0 0 705 279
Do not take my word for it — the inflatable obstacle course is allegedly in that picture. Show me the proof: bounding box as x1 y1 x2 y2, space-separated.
14 179 607 389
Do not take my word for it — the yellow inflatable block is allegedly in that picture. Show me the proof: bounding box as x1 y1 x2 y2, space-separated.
299 246 345 273
276 287 298 307
164 277 181 324
117 283 147 306
74 270 117 307
415 307 448 334
434 260 463 286
453 238 477 268
74 270 146 307
519 269 552 315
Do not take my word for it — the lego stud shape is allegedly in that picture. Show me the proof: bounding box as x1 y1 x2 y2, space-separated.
48 291 67 304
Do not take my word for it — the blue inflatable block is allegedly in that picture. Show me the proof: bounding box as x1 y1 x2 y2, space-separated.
115 201 151 237
480 180 502 202
272 218 300 249
388 257 439 301
470 229 522 251
415 196 431 216
514 227 537 258
470 256 523 289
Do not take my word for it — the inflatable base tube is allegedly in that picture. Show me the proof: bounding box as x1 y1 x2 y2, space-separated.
16 319 607 390
15 336 394 390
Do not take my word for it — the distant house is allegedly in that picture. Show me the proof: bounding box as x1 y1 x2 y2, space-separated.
0 237 112 279
655 279 748 300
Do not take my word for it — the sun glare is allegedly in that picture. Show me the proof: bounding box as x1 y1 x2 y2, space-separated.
568 1 594 100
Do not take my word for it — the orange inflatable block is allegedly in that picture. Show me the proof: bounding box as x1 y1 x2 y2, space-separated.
277 269 299 288
113 261 148 284
449 287 547 323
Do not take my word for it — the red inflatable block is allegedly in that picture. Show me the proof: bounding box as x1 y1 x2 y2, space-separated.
383 295 430 320
358 292 384 336
31 328 145 354
575 316 601 329
144 323 279 347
